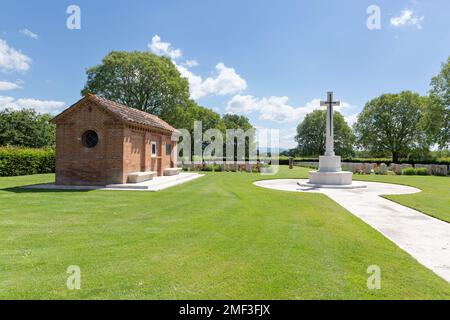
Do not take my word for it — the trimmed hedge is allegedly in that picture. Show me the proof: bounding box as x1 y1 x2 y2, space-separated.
0 147 55 177
284 157 450 166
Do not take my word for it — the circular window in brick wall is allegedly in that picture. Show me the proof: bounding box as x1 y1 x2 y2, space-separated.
82 130 99 148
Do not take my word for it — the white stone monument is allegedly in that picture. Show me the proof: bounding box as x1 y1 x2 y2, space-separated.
299 92 365 189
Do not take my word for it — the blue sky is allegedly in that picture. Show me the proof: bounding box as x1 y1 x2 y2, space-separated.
1 0 450 148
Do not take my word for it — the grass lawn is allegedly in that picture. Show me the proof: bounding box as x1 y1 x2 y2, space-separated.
0 166 449 299
352 174 450 223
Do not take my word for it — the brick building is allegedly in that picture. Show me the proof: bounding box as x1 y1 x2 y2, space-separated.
52 93 180 186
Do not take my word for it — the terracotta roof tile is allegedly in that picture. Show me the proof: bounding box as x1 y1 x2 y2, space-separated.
86 94 177 132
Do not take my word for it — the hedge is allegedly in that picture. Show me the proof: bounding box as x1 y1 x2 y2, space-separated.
0 147 55 177
284 157 450 166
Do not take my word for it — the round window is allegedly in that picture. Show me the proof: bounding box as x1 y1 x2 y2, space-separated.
82 130 99 148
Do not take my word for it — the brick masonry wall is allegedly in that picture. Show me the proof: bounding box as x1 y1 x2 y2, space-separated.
55 101 124 186
55 100 178 185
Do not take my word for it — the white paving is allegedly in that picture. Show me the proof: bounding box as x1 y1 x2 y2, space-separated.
254 179 450 282
24 173 204 192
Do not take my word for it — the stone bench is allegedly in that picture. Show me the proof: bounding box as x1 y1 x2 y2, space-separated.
127 171 156 183
163 168 182 176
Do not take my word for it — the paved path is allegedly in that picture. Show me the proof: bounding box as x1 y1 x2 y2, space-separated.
24 173 204 192
254 179 450 282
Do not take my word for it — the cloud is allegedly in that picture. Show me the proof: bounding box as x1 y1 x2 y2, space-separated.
148 35 247 100
278 127 298 149
344 113 359 126
390 9 424 29
0 80 21 91
227 95 353 123
177 62 247 100
148 35 182 60
0 95 65 114
254 126 298 150
184 60 199 67
0 39 32 73
19 28 39 40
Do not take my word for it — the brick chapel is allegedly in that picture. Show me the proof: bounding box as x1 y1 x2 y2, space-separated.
51 93 180 186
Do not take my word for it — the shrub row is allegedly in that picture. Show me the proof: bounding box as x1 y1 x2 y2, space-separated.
0 147 55 177
279 157 450 166
401 167 430 176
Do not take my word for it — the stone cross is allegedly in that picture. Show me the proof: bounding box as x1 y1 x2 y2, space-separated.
320 92 340 156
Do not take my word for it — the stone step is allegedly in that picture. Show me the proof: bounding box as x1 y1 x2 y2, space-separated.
127 171 156 183
163 168 182 176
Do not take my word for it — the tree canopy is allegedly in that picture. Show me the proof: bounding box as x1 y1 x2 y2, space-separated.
295 110 355 158
82 51 255 161
82 51 190 126
428 56 450 148
0 108 55 148
354 91 428 162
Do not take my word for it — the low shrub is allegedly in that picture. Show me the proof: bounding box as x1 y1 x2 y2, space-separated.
401 167 417 176
416 168 429 176
0 147 55 176
202 164 222 172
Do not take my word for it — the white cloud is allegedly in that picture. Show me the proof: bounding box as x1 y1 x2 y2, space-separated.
19 28 39 40
177 62 247 100
344 113 359 126
184 59 199 67
227 95 353 123
0 95 65 114
254 126 298 150
279 127 298 149
0 80 21 91
148 35 246 100
148 35 182 60
390 9 424 29
0 39 31 73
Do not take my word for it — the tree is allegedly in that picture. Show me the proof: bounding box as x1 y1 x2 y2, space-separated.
221 114 255 159
428 57 450 148
82 51 190 124
0 108 55 148
354 91 428 163
295 110 355 158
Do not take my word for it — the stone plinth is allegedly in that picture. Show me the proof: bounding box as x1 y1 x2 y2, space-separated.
317 155 342 172
308 171 353 186
304 155 359 187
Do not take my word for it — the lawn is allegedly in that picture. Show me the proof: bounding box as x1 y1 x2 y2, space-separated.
0 166 449 299
352 174 450 223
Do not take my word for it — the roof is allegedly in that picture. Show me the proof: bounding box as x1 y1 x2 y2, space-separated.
53 93 177 133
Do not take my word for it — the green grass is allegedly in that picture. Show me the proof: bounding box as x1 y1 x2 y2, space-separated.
352 174 450 223
0 167 449 299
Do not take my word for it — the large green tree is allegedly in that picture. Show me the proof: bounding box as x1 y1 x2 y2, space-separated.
295 110 355 158
82 51 190 127
354 91 428 162
82 50 256 161
221 114 255 159
428 57 450 148
0 108 55 148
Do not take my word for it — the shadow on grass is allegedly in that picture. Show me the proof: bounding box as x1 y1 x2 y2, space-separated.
1 185 94 194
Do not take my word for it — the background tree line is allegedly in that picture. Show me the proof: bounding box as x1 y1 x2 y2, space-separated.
1 51 253 156
287 57 450 162
1 51 449 163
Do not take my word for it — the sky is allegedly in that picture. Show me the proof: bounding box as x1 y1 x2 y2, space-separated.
1 0 450 148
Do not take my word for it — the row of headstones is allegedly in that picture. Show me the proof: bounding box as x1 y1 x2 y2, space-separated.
183 162 261 172
295 162 449 176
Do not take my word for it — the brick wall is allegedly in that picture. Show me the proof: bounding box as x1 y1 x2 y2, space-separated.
55 100 177 185
55 101 123 186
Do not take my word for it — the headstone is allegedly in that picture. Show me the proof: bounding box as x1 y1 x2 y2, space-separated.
289 157 294 169
379 163 388 175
